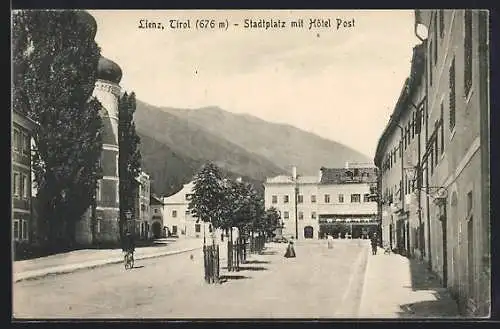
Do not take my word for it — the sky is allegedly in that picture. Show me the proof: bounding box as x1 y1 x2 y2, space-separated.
89 10 421 159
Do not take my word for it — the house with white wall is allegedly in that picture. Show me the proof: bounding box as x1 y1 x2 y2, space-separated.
264 163 378 240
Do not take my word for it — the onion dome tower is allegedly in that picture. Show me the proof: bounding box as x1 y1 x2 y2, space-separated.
91 55 123 243
73 10 123 246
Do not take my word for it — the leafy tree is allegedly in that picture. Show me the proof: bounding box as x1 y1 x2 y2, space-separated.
263 207 281 239
188 162 226 244
221 179 254 243
118 91 141 238
12 10 103 249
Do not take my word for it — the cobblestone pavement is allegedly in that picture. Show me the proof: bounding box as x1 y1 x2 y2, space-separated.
13 240 369 319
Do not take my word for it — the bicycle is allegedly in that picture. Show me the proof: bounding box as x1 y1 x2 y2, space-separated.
124 250 134 270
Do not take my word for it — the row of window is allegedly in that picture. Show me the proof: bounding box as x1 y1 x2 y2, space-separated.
383 176 418 204
383 11 475 182
171 210 192 218
429 10 473 152
278 210 318 220
13 219 29 241
382 107 424 174
12 172 30 199
12 128 31 156
271 193 372 204
429 10 473 100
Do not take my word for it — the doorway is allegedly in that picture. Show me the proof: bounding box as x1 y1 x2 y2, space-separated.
304 226 314 239
152 221 162 239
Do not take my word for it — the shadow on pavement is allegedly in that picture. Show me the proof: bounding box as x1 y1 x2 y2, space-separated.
135 241 169 248
260 251 277 256
238 266 268 271
402 258 461 317
244 260 270 264
131 265 145 269
407 258 444 291
219 275 250 284
397 297 462 319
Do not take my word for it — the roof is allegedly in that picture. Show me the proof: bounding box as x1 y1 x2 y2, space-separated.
373 42 426 167
97 56 122 84
150 194 164 205
12 109 38 131
320 167 377 184
265 175 319 184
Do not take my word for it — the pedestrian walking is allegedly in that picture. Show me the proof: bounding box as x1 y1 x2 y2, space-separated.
327 234 334 249
370 232 378 255
284 241 296 258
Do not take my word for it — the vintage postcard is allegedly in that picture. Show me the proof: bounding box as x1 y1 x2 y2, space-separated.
11 9 490 319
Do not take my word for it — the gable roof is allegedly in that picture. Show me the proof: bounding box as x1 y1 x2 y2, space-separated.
320 167 377 184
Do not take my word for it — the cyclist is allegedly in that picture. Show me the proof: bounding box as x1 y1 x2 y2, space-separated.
123 230 135 264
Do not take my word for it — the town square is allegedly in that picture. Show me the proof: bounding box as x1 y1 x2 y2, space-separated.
11 9 490 319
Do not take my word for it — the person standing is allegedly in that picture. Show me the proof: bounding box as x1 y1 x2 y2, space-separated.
284 241 296 258
370 232 378 255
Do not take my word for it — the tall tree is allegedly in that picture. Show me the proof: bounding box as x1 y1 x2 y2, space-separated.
188 162 225 244
245 186 266 237
118 91 141 238
222 179 249 243
12 10 104 249
263 207 281 239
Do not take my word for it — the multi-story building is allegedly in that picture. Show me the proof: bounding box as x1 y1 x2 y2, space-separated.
133 171 151 240
75 54 123 246
374 43 426 258
375 10 490 317
162 181 211 239
150 194 164 239
264 164 378 240
12 109 37 251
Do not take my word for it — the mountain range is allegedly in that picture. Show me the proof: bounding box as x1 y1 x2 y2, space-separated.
133 100 371 197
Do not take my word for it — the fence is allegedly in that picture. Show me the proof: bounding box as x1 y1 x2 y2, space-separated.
203 243 220 284
250 235 266 254
227 238 246 272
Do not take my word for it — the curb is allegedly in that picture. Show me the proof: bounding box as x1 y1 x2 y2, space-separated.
14 246 201 283
356 246 377 317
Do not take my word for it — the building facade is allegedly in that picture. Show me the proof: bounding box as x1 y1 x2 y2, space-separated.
12 110 37 250
150 195 165 239
264 164 378 240
75 55 123 246
162 181 211 239
133 171 151 240
374 43 426 258
375 10 490 317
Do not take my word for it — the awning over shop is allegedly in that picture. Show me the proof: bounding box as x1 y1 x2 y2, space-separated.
318 214 377 224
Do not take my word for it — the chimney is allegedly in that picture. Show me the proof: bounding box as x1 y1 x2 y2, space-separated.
345 162 349 169
292 166 297 180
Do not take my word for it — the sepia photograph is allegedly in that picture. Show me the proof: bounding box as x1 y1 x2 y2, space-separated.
11 9 491 319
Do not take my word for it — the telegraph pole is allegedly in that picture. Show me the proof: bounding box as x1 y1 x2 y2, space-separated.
295 184 299 239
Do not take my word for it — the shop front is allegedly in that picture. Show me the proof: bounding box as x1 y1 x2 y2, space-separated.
318 215 378 239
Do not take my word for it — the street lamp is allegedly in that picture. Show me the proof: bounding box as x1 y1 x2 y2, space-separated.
404 165 447 200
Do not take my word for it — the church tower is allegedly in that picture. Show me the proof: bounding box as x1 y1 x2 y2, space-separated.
92 56 123 244
73 10 125 246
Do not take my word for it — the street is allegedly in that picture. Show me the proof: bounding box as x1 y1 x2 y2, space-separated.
13 240 369 319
